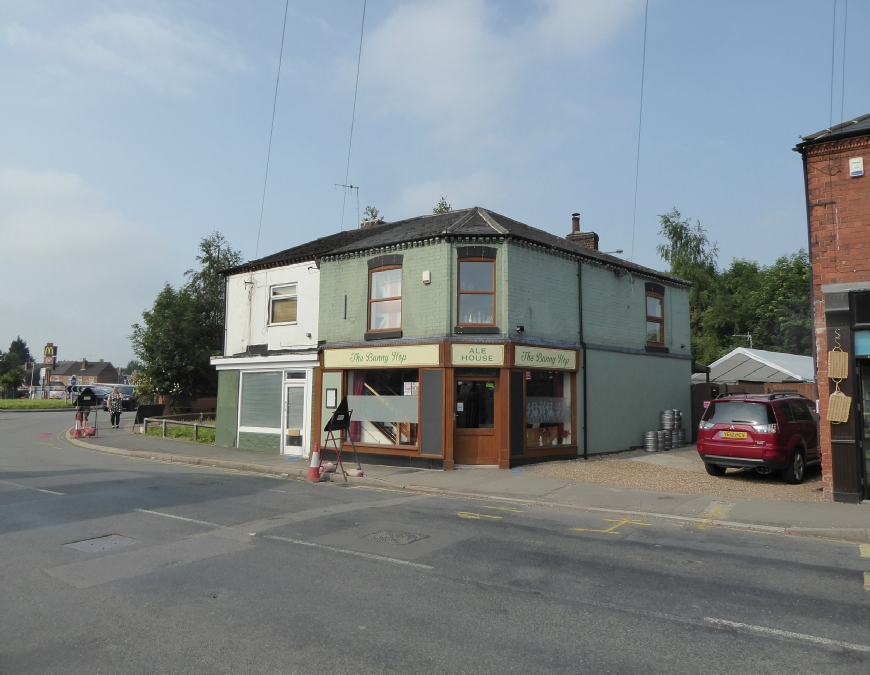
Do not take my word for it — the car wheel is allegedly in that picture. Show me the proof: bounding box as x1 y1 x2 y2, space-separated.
705 463 726 477
782 448 805 484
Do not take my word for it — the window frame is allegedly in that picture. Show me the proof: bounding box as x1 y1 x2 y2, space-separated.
268 283 298 326
367 265 403 333
645 291 665 346
457 258 497 327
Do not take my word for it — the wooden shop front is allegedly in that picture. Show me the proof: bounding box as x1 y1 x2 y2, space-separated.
315 342 579 470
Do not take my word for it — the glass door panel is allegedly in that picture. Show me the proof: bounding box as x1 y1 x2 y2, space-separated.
284 385 305 453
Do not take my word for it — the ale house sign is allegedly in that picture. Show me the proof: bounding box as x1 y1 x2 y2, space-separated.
451 344 505 366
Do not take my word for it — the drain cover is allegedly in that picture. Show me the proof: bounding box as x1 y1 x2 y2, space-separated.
363 530 429 546
64 534 141 553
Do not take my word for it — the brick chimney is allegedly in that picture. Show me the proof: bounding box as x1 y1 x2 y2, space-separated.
360 218 383 229
81 358 88 370
566 212 599 250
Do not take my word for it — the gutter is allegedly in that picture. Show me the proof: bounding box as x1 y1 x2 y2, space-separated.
578 260 588 460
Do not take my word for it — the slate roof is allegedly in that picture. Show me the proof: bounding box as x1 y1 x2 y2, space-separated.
51 360 118 378
795 112 870 151
222 224 406 275
227 206 690 287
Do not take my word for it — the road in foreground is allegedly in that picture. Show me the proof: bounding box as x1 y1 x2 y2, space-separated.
2 412 868 674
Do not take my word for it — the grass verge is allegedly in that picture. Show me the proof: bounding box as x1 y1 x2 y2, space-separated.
145 424 215 444
0 399 73 410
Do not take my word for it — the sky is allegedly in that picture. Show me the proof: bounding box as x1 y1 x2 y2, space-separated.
1 0 868 366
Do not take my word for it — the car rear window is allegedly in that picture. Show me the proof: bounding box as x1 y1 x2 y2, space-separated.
702 401 776 425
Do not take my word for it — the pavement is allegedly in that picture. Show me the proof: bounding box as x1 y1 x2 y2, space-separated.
67 423 870 544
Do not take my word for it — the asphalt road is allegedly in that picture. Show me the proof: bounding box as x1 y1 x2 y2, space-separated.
2 411 869 674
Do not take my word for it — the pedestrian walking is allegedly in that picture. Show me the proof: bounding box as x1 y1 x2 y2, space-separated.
108 386 123 429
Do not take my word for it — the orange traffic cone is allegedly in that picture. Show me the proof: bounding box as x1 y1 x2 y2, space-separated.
306 443 322 482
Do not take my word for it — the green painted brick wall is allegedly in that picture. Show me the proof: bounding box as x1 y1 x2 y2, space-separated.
507 244 580 343
581 264 691 356
238 431 280 453
215 370 239 447
320 243 453 340
584 349 692 455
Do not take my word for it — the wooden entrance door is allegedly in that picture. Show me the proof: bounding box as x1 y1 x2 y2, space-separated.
454 377 498 465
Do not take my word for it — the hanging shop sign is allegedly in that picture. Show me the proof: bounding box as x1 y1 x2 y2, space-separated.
514 346 577 370
324 344 440 369
451 344 504 366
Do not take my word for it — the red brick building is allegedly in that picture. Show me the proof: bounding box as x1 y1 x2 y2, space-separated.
795 113 870 503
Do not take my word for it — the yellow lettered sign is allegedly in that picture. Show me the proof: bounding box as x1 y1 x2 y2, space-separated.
514 346 577 370
451 344 504 366
324 344 440 369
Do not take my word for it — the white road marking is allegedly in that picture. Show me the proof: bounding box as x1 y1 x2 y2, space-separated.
0 478 64 495
865 572 870 592
704 617 870 653
860 544 870 558
263 534 433 569
134 508 224 528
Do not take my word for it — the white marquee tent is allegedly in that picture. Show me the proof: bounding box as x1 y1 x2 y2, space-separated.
691 348 814 384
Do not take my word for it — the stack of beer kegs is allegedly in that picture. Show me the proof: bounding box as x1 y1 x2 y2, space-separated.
643 409 684 451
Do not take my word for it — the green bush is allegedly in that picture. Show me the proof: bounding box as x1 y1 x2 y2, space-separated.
145 423 215 444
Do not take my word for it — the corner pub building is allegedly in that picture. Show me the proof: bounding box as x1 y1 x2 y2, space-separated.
215 207 692 469
314 207 691 469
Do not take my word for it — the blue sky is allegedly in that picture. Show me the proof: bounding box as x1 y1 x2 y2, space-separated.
1 0 867 366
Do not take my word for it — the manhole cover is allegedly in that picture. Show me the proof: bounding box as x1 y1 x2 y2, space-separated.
363 530 429 546
64 534 141 553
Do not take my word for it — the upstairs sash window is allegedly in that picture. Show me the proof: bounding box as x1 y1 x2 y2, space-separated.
270 284 297 324
369 267 402 331
646 292 664 345
458 260 495 325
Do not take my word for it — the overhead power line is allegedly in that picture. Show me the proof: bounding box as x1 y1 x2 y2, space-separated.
340 0 368 231
629 0 650 262
255 0 290 259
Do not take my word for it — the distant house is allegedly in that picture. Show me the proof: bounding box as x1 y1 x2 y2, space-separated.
795 113 870 503
49 359 119 386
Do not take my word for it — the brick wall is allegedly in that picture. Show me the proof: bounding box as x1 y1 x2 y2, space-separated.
802 133 870 498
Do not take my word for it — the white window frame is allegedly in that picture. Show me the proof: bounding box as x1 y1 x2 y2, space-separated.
268 283 298 326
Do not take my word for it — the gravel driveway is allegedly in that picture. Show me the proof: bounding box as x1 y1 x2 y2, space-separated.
532 446 825 502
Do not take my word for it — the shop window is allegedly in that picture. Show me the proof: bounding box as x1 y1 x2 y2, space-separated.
347 369 418 446
646 292 664 345
369 267 402 331
524 371 572 447
458 260 495 325
270 284 297 324
239 372 282 430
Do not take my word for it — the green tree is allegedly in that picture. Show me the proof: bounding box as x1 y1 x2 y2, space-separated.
8 336 33 364
432 196 452 214
184 232 243 332
0 351 21 378
125 359 144 374
130 285 219 402
362 205 380 222
131 233 243 403
657 210 812 363
656 208 721 363
0 368 24 398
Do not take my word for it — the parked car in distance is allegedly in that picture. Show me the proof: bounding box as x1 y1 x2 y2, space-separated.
100 385 138 411
697 393 820 484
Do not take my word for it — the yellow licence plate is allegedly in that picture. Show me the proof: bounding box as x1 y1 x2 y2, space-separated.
721 431 747 439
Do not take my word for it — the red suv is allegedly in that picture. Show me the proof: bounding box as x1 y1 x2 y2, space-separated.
697 394 820 484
